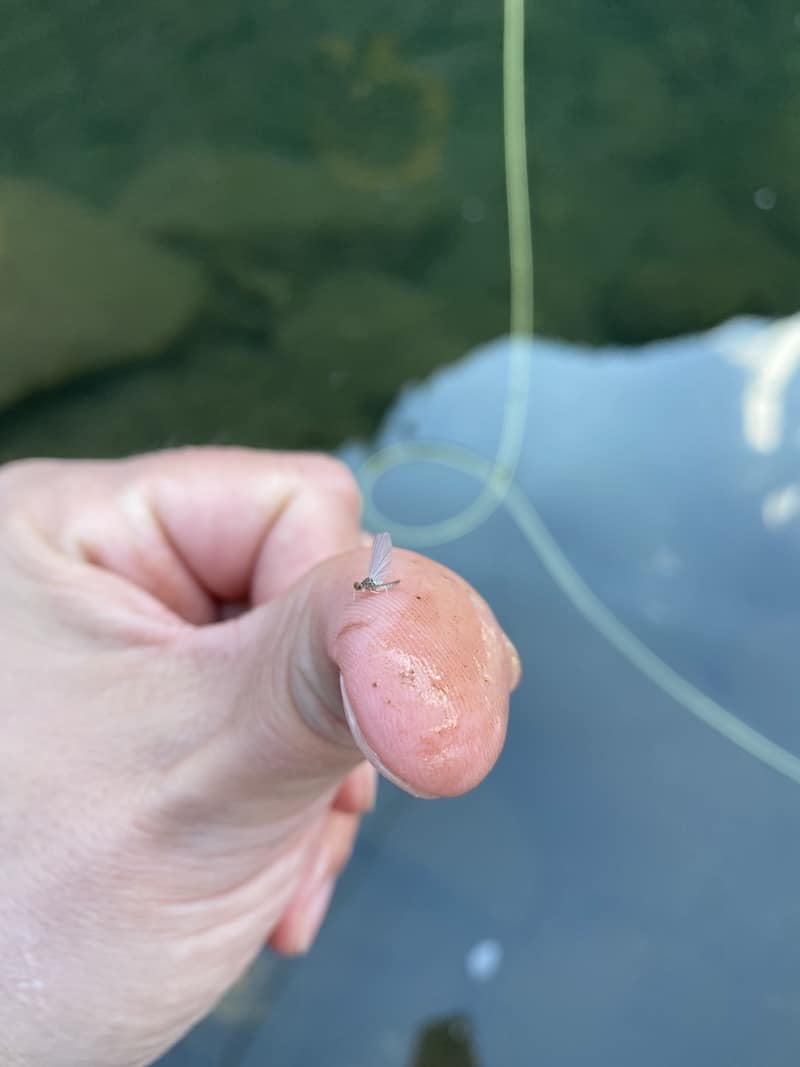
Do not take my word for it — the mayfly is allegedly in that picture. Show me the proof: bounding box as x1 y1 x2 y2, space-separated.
353 531 400 595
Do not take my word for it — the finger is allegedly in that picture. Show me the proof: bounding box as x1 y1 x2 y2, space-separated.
331 762 377 814
166 538 515 826
8 448 362 622
6 443 516 820
267 810 360 955
329 547 515 798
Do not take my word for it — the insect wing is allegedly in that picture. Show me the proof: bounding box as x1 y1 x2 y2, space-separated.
368 531 393 584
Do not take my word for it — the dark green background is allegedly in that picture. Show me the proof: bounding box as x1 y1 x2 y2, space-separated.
0 0 797 460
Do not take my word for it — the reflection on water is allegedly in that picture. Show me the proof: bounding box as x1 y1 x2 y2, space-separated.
356 313 800 768
762 483 800 530
719 314 800 454
464 938 503 983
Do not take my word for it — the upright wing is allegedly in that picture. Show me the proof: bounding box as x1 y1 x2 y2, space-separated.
368 531 393 583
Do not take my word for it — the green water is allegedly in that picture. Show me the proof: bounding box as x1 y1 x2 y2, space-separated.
0 0 798 462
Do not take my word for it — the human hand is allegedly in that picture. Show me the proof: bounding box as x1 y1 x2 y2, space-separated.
0 447 519 1067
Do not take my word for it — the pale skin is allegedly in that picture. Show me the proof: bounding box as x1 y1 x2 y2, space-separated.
0 447 520 1067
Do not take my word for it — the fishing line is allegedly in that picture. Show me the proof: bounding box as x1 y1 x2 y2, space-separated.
357 0 530 546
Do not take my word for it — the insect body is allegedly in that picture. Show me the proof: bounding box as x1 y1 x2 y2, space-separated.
353 531 400 594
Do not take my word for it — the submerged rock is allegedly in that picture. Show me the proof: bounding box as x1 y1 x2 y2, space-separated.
115 147 448 252
0 178 206 408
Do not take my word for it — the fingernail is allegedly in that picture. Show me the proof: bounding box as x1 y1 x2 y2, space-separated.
364 766 378 811
339 674 437 800
503 633 522 690
296 876 336 954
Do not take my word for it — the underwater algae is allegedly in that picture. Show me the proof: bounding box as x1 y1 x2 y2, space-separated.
311 33 449 191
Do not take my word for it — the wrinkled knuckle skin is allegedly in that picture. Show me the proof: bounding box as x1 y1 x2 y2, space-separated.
333 467 362 515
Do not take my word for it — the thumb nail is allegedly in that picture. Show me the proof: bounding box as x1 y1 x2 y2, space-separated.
339 675 436 800
503 633 522 689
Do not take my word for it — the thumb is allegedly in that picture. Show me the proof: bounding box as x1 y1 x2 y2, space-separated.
197 540 517 810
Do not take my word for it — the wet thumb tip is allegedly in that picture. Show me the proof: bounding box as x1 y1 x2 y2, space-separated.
339 674 436 800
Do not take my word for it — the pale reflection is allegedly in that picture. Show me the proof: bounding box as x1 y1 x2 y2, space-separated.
648 545 683 577
753 186 777 211
762 483 800 529
465 938 503 982
722 313 800 453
